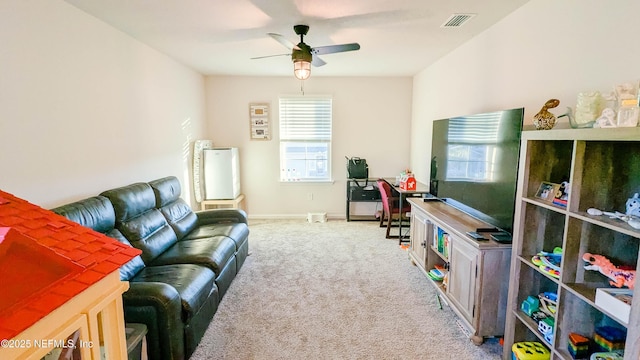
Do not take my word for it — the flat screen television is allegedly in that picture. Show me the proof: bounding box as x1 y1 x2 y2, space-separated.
429 108 524 234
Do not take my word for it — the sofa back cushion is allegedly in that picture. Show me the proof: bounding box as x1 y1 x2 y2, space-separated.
52 195 117 233
101 183 178 264
51 196 145 280
149 176 198 240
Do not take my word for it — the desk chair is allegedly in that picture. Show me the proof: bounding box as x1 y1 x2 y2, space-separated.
377 179 412 239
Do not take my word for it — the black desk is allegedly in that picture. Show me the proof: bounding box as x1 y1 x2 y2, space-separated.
346 178 381 221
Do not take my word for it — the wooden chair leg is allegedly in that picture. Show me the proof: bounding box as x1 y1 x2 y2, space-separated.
386 214 394 238
379 209 385 227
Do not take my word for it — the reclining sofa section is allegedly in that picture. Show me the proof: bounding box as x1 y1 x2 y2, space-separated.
52 176 249 360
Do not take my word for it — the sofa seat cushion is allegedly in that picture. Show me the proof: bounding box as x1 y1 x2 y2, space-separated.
130 264 216 323
150 236 236 275
183 223 249 250
106 228 146 280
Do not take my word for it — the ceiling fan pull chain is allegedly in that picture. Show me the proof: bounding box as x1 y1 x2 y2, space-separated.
300 79 305 95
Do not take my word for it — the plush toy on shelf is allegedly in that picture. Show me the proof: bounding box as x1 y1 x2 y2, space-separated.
583 253 636 289
626 193 640 217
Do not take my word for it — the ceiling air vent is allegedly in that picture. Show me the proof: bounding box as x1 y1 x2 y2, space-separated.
441 13 476 28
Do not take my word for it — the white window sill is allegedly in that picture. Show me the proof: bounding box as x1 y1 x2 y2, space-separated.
279 179 335 184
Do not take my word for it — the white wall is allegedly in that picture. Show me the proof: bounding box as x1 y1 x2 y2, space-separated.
0 1 207 208
411 0 640 184
205 76 413 218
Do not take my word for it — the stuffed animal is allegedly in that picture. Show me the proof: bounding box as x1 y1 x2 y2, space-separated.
583 253 635 289
626 193 640 217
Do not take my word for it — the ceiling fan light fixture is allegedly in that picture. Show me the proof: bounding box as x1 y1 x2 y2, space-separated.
293 59 311 80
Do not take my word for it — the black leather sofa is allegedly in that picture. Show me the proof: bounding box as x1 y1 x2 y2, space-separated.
52 176 249 360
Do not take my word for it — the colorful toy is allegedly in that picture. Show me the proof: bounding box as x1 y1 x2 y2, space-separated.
538 292 557 317
532 248 562 279
538 317 554 344
512 341 550 360
568 333 590 359
594 326 626 352
428 268 445 281
590 352 624 360
583 253 636 289
521 296 540 316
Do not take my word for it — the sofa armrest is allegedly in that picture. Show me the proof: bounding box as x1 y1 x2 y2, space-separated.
195 208 248 225
122 282 185 360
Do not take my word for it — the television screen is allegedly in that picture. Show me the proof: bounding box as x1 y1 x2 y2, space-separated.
429 108 524 234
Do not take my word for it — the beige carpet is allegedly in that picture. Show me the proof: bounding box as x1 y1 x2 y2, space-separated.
191 219 503 360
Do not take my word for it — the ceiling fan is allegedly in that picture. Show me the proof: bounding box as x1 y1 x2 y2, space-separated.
252 25 360 80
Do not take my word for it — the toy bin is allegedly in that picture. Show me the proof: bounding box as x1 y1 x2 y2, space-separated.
512 341 550 360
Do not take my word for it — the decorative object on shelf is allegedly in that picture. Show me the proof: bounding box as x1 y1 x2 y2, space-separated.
533 99 560 130
594 108 617 128
249 103 271 140
531 248 562 279
615 81 639 128
573 91 603 128
552 181 569 208
583 253 636 289
568 333 590 359
535 182 560 202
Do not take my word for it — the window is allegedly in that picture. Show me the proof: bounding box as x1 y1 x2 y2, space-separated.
279 95 332 181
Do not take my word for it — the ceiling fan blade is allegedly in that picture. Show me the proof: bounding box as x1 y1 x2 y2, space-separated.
250 53 291 60
311 55 326 67
312 43 360 55
268 33 301 51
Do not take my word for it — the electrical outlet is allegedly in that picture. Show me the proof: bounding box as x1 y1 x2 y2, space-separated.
307 193 313 200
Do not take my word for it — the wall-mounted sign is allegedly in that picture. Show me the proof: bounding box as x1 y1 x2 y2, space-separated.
249 103 271 140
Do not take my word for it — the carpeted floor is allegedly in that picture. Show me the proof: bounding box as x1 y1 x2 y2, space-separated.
190 219 503 360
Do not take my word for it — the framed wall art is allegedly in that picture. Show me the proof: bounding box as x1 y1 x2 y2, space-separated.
249 103 271 140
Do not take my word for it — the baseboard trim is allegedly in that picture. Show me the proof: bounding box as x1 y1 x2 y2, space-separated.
247 214 346 221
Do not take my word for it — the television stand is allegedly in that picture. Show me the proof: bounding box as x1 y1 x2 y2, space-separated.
407 198 512 344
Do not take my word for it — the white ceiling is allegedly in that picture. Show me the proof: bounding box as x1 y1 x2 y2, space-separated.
64 0 529 77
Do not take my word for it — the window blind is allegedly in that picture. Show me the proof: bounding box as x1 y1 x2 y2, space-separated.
279 96 332 141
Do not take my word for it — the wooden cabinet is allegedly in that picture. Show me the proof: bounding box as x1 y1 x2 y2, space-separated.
409 207 429 270
408 198 512 345
448 239 479 324
503 127 640 360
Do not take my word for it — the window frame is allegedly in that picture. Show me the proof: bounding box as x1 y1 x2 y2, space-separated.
279 95 333 182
